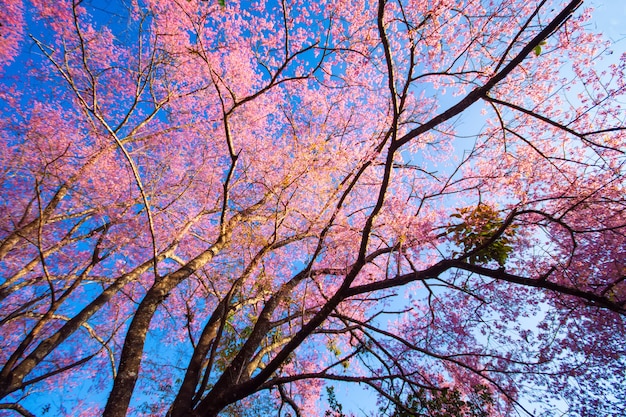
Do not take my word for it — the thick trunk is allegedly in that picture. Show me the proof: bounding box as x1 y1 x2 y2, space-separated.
169 299 229 417
102 281 170 417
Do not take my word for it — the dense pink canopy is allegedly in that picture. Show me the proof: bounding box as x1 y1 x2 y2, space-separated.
0 0 624 416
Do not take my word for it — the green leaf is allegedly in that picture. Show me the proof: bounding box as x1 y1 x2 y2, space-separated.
533 45 542 56
218 0 225 6
327 340 341 357
447 204 516 266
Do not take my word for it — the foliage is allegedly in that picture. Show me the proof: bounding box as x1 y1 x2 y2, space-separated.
325 386 346 417
389 385 494 417
1 0 625 416
447 204 516 266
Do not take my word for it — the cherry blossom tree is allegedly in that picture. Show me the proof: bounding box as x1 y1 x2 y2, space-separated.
1 0 625 416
